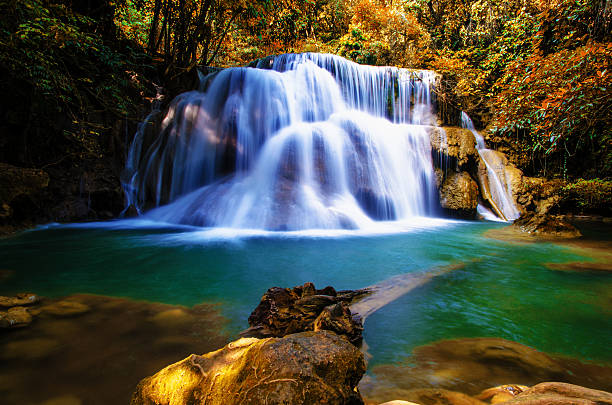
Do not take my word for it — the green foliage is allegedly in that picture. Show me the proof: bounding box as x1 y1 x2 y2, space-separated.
0 0 145 114
561 178 612 213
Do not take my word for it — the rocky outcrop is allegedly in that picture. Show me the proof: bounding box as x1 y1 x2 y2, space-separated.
429 127 479 170
428 126 482 218
513 212 581 238
242 282 366 346
439 171 479 218
477 150 523 220
131 330 366 405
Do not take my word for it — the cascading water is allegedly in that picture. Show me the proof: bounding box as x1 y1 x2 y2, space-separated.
123 53 441 230
461 112 520 221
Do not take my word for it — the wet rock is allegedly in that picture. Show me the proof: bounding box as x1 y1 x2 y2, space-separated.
502 382 612 405
439 172 479 218
0 292 40 308
39 300 91 317
131 330 366 405
513 212 581 238
241 282 365 345
476 384 528 404
0 306 33 328
429 127 478 170
314 303 363 346
476 150 523 220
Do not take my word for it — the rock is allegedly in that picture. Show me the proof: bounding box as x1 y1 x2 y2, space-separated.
439 172 479 218
241 282 365 345
131 330 366 405
514 177 565 216
502 382 612 405
40 300 91 317
0 306 33 328
476 385 528 404
0 292 40 308
476 150 523 220
314 303 363 346
513 212 581 238
429 127 478 170
364 337 599 400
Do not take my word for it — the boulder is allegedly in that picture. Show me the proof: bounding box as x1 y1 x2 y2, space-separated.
439 172 479 218
502 382 612 405
0 306 33 328
0 292 40 308
242 282 365 345
131 330 366 405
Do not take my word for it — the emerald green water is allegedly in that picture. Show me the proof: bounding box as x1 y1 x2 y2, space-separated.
1 220 610 366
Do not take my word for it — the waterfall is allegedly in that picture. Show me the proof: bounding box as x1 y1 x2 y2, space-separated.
461 112 520 221
123 53 441 230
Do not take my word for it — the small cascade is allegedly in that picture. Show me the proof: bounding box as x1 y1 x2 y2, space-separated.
461 112 520 221
123 53 441 230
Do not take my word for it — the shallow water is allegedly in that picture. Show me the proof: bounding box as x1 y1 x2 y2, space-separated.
1 219 611 402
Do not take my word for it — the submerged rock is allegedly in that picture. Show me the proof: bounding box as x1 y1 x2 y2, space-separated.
363 337 612 401
242 282 365 345
393 388 486 405
475 384 528 404
501 382 612 405
131 330 366 405
39 299 91 317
